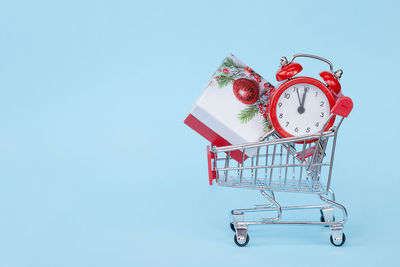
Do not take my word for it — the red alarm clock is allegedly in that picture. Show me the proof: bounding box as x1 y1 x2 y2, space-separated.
267 54 343 139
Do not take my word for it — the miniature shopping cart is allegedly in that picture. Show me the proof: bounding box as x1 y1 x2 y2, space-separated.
207 97 353 247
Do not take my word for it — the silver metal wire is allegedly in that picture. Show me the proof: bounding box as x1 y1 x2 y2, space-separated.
210 119 341 194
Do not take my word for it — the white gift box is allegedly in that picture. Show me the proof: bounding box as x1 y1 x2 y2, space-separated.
185 54 273 163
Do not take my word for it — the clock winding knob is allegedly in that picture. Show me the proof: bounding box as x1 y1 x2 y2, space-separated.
334 69 343 80
280 56 288 67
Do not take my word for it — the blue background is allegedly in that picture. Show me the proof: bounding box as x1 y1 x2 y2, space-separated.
1 0 399 266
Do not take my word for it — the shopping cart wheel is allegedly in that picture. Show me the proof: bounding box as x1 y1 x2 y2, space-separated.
230 223 235 232
330 233 346 247
234 234 249 247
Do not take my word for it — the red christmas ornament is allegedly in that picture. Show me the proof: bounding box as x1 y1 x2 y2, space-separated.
233 78 260 104
223 68 229 74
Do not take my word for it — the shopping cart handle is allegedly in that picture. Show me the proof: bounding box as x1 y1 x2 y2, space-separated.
331 96 353 118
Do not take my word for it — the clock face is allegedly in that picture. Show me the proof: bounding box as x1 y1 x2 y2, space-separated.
275 83 331 136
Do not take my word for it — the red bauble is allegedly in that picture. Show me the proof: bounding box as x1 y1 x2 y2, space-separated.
232 78 260 104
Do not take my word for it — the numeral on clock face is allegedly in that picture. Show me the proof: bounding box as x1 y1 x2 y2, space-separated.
276 83 330 136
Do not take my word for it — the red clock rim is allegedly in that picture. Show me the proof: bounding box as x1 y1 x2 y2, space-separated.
268 76 336 140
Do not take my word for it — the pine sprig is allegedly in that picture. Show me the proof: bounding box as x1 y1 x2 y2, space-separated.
238 104 258 124
263 118 272 132
215 57 245 88
216 75 233 88
221 57 237 68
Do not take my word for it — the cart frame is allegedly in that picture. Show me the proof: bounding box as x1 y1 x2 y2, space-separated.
207 97 353 246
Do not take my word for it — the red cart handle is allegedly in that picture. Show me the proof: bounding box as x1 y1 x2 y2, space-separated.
207 146 217 185
331 96 353 117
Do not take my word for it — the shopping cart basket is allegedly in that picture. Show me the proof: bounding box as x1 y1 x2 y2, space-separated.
207 97 353 246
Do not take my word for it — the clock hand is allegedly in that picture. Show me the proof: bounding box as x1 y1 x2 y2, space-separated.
296 87 302 106
301 88 307 107
297 88 307 114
